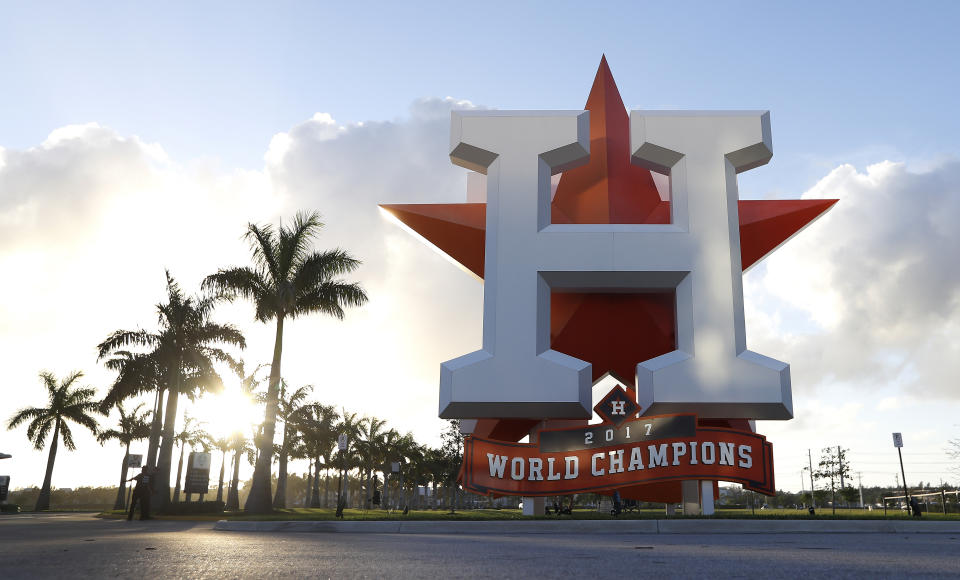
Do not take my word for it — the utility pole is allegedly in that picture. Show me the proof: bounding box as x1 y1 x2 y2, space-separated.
808 449 816 508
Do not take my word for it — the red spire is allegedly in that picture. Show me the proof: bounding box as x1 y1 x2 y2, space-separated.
552 56 665 224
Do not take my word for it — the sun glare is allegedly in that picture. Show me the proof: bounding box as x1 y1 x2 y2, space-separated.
193 384 262 441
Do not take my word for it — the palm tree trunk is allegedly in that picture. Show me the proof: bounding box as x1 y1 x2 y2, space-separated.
382 472 389 509
35 419 60 511
153 386 180 511
113 441 131 510
227 450 241 511
272 424 289 509
304 461 313 508
216 450 226 504
312 458 322 507
322 465 331 508
173 443 185 503
146 388 164 469
365 468 372 508
245 316 284 514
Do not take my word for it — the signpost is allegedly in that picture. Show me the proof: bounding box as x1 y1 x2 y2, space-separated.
893 432 909 506
126 454 143 469
184 452 212 498
336 435 348 518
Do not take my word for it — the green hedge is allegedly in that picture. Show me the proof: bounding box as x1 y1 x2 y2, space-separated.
1 504 22 513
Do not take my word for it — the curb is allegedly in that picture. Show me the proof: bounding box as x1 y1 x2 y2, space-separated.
213 519 960 535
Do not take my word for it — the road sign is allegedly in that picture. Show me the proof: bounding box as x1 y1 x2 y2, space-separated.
893 433 903 448
337 434 348 451
126 454 143 468
190 452 211 470
391 462 400 473
184 452 211 495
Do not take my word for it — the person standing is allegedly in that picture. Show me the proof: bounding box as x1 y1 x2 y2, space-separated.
910 496 922 518
127 466 154 521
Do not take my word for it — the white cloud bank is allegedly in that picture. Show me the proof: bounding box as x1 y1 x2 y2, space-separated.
746 160 960 400
1 103 957 490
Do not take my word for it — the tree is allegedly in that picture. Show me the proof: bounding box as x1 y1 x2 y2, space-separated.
96 402 151 510
171 414 210 503
97 272 245 511
300 404 339 507
7 371 101 511
356 416 388 509
378 429 401 509
99 349 164 470
211 436 231 504
441 420 464 510
272 382 313 508
422 447 447 509
226 431 254 511
949 438 960 480
334 410 363 513
814 446 851 514
203 211 368 513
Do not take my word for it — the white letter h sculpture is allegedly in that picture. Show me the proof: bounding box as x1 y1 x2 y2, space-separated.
440 109 792 422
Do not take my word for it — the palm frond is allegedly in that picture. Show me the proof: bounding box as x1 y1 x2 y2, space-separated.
7 406 46 430
97 330 159 359
278 210 324 281
292 282 368 320
244 222 281 283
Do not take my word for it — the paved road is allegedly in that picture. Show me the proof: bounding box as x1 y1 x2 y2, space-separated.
2 513 959 578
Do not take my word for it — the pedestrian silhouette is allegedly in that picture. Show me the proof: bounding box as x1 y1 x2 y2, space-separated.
126 466 154 521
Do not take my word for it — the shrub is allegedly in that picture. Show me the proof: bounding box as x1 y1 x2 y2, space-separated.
1 504 22 513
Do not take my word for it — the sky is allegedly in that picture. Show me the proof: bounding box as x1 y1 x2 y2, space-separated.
2 1 959 496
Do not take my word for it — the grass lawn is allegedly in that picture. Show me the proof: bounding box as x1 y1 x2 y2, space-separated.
95 506 960 522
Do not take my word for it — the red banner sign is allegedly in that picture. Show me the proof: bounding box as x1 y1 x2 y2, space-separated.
462 415 775 497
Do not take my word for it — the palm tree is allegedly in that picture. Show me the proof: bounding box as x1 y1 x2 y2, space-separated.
7 371 101 511
225 431 254 511
300 404 338 507
97 402 151 510
389 432 421 511
356 416 388 508
334 410 363 511
211 436 231 504
171 414 210 503
203 210 368 513
98 271 245 511
378 429 401 509
99 349 164 470
272 382 313 508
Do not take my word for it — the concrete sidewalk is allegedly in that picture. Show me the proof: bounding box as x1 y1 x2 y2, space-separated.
214 518 960 535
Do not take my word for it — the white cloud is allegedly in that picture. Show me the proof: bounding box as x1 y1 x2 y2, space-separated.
745 159 960 400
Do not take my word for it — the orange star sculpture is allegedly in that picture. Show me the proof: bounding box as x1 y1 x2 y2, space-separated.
382 57 836 501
